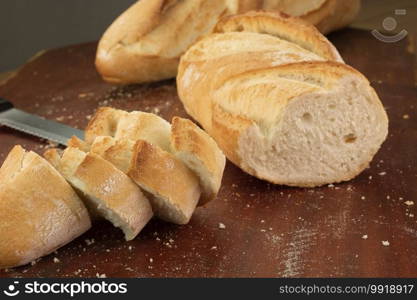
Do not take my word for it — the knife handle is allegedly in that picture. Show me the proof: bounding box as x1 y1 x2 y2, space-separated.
0 98 14 112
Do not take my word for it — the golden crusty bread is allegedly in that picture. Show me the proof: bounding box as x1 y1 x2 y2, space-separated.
44 147 153 241
95 0 360 84
84 107 225 206
70 136 201 224
0 146 91 268
177 11 388 187
70 107 226 222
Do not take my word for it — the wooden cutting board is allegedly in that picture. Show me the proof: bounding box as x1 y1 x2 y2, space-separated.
0 28 416 278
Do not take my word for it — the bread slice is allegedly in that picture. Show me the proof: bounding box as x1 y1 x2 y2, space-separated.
77 136 201 224
44 147 153 241
85 107 172 152
84 107 126 144
0 146 91 268
171 117 226 205
177 11 389 187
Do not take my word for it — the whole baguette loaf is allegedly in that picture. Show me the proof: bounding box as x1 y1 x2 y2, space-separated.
96 0 229 84
70 107 225 223
44 147 153 241
96 0 360 84
0 146 91 268
177 11 388 187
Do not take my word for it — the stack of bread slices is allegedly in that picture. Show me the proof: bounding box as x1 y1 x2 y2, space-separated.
0 108 225 269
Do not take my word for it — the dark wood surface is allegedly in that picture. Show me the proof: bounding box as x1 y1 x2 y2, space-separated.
0 28 416 278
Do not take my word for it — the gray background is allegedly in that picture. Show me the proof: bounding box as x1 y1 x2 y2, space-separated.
0 0 136 72
0 0 415 72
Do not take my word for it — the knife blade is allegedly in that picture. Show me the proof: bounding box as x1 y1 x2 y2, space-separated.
0 97 84 146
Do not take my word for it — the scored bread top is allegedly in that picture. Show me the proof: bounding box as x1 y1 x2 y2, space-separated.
178 10 348 132
178 11 343 132
214 11 343 62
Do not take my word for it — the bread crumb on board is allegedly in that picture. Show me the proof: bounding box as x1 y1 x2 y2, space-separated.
85 238 95 246
30 258 40 266
404 201 414 206
382 240 390 246
362 234 368 240
378 172 387 176
74 269 82 276
96 273 107 278
218 223 226 229
53 257 60 263
403 114 410 119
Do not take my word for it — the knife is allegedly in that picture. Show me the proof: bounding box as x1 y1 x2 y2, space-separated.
0 97 84 146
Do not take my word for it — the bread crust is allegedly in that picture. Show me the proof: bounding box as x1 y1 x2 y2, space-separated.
0 146 91 268
44 147 153 241
214 11 343 62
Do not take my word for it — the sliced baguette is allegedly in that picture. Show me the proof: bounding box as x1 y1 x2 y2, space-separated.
71 136 201 225
44 147 153 241
0 146 91 268
84 107 225 205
